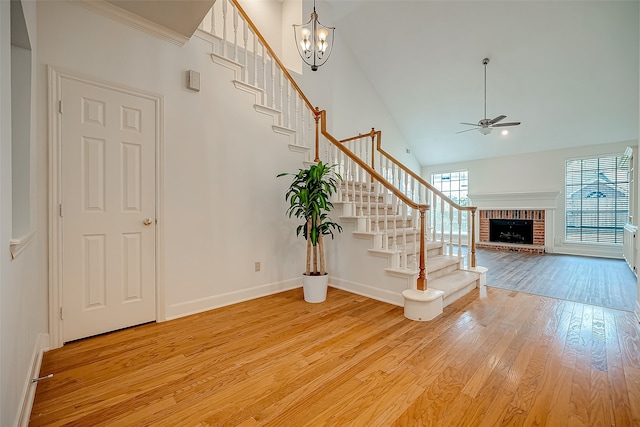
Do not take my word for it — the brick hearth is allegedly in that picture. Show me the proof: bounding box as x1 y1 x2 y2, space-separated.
478 209 545 254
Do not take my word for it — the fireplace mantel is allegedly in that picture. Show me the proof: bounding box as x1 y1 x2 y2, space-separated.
468 191 560 210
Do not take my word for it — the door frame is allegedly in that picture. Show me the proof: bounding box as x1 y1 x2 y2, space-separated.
48 66 165 349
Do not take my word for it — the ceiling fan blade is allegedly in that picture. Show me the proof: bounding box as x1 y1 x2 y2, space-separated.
456 128 478 134
492 122 521 127
489 115 506 125
460 122 480 127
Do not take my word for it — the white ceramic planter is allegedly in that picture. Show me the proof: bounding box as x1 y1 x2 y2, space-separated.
302 274 329 303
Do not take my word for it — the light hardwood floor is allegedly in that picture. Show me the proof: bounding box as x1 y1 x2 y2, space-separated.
476 249 638 312
31 285 640 426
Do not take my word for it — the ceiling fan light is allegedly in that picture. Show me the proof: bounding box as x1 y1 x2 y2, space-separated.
479 127 492 135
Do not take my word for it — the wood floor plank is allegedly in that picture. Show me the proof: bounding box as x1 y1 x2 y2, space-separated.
477 249 637 312
30 285 640 426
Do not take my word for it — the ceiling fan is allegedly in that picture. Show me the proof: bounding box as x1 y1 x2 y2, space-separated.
458 58 521 135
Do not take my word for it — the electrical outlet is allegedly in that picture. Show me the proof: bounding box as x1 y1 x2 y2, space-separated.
255 262 260 272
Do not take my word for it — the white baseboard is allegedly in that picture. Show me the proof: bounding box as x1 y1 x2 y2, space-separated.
635 300 640 324
165 278 302 320
16 332 50 427
330 276 404 307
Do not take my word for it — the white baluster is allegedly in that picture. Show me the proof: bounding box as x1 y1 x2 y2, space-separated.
440 196 445 248
358 163 364 218
392 195 398 250
367 174 372 232
376 181 382 233
271 58 275 109
402 203 408 268
337 149 344 202
351 159 357 213
383 184 389 249
287 81 291 128
467 210 472 267
300 104 306 149
404 169 409 198
449 206 454 256
252 30 258 87
261 47 267 103
431 191 436 242
278 71 284 124
307 108 313 159
222 0 228 57
233 7 239 62
242 21 249 83
210 0 217 36
458 209 463 263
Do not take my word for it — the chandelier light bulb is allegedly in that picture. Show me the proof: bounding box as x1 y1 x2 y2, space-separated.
317 28 328 41
301 28 311 39
300 39 311 53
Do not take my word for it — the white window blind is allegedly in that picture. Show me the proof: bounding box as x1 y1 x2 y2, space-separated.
565 155 629 244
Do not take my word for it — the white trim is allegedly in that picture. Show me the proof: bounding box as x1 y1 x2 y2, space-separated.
165 278 302 320
72 0 190 46
15 333 50 427
554 241 624 259
48 67 165 347
469 191 561 210
9 229 36 260
330 276 404 307
635 300 640 324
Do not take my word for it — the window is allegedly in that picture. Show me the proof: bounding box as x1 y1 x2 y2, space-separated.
431 170 469 234
565 155 629 244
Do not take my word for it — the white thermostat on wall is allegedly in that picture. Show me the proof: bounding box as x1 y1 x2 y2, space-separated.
187 70 200 92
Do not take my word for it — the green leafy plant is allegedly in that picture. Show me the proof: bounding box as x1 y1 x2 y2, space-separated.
278 161 343 276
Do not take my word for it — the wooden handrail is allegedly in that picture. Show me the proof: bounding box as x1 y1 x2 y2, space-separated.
320 112 428 212
230 0 315 113
341 128 476 213
320 110 430 289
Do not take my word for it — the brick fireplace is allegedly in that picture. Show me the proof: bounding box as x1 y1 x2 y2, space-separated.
478 209 545 254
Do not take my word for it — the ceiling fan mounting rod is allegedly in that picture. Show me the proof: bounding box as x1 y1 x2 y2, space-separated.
483 57 489 120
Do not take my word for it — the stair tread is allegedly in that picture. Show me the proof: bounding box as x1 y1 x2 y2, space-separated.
427 254 461 272
429 270 479 296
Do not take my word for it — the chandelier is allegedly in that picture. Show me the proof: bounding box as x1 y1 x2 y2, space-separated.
293 0 335 71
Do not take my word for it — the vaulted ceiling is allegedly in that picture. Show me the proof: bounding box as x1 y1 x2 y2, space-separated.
325 1 639 166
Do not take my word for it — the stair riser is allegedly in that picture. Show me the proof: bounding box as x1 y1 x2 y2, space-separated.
442 281 478 307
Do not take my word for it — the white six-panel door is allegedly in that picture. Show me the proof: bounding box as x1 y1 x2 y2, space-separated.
61 77 157 342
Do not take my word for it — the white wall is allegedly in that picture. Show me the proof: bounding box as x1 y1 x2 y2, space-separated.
37 1 311 320
422 140 638 258
1 0 49 426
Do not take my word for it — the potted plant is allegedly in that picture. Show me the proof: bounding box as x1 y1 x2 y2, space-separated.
278 161 343 302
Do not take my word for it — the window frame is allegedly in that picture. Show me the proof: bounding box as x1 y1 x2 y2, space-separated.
430 169 470 236
564 153 629 246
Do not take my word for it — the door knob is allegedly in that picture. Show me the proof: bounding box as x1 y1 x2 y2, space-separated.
143 218 153 226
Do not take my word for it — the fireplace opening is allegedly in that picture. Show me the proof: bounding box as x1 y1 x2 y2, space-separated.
489 219 533 244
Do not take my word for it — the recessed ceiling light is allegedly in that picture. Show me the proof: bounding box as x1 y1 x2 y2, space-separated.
501 129 509 136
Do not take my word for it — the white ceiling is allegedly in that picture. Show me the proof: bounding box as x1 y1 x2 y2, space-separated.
324 0 639 166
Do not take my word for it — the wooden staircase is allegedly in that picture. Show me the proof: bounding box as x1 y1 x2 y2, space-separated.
198 0 486 317
334 180 483 309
